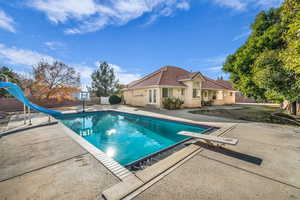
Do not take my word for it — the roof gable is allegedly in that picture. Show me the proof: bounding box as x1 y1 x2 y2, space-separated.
126 66 195 89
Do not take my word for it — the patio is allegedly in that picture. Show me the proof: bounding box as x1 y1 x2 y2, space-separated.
0 105 299 200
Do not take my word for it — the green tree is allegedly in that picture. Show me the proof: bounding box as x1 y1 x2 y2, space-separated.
0 66 21 97
91 61 119 97
223 0 300 113
217 76 224 80
280 0 300 73
115 84 125 96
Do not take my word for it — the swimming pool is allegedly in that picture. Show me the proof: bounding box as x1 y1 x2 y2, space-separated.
58 111 210 166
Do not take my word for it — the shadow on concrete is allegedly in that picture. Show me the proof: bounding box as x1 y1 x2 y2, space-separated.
0 122 58 137
196 142 263 166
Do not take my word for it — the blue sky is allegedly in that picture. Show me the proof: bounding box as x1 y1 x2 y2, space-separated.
0 0 283 88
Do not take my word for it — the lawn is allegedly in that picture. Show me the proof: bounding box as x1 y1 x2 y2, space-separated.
189 105 299 126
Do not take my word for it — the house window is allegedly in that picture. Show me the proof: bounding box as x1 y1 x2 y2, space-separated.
193 89 200 98
181 88 185 96
162 88 173 98
162 88 168 97
149 89 157 104
149 90 152 103
230 92 233 96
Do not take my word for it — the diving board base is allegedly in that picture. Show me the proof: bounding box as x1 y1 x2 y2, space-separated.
178 131 239 146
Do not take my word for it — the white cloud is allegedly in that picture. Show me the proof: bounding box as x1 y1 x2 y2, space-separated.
0 43 55 66
188 55 228 68
204 55 227 66
109 63 125 73
27 0 284 34
29 0 190 34
211 0 284 11
117 73 141 84
0 9 16 33
187 55 228 78
28 0 98 23
93 61 141 84
73 64 94 79
0 43 138 85
212 0 246 11
145 6 175 25
204 66 223 71
44 41 65 50
255 0 284 8
176 1 190 10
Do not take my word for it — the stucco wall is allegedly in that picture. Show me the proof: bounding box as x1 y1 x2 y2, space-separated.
123 79 235 109
123 89 147 107
123 79 203 109
123 87 161 108
182 79 202 108
223 91 236 104
202 90 235 105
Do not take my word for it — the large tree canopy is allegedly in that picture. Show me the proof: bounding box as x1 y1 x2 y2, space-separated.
223 0 300 103
91 61 119 97
33 61 80 101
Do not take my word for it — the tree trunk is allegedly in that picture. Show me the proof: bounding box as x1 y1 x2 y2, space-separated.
291 101 297 115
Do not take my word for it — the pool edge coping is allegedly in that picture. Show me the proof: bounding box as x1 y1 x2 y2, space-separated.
58 122 132 181
57 108 216 170
56 108 237 200
102 120 237 200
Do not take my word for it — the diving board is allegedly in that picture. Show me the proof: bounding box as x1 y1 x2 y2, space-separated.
178 131 239 146
0 82 62 116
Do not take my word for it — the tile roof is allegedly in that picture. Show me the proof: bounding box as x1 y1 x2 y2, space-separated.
215 80 236 90
202 76 236 91
126 66 198 89
125 65 236 91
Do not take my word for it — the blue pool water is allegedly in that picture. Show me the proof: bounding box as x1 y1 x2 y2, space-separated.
58 111 209 166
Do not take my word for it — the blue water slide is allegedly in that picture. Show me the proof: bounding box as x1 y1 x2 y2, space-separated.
0 82 62 116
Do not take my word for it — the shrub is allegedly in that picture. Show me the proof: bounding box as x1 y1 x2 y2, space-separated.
162 97 184 110
201 100 213 106
109 95 121 105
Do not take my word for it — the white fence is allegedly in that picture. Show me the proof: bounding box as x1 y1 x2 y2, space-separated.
100 97 110 105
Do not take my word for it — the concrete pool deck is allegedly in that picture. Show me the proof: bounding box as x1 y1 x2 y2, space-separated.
0 105 299 199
